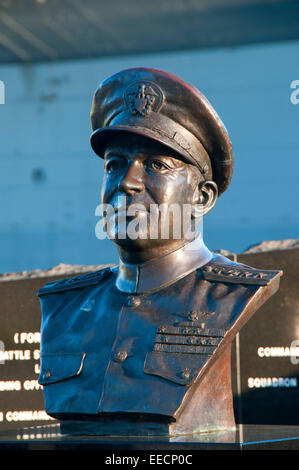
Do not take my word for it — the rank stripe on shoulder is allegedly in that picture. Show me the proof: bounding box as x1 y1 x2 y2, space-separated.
201 263 282 285
37 267 113 296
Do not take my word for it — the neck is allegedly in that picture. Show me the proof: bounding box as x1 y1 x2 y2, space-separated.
117 237 198 265
115 234 213 294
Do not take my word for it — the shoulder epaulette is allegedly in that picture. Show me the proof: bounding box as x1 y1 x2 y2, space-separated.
37 266 115 297
201 263 282 286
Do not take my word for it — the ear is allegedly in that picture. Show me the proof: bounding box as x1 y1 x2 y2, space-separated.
192 180 218 217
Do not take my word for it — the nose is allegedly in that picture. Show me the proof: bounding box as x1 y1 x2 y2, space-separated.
118 161 145 195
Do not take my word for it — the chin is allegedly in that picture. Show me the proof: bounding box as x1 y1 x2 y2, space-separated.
112 236 156 252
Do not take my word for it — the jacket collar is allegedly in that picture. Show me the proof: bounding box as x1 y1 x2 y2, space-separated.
115 235 212 294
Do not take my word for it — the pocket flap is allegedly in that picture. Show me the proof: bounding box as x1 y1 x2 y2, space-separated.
143 351 210 386
38 352 86 385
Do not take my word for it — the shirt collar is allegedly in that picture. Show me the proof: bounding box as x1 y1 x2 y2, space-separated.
115 235 213 294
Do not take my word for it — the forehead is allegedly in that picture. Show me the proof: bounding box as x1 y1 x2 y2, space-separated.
103 132 187 162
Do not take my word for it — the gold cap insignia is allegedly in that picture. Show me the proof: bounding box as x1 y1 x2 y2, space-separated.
124 80 164 116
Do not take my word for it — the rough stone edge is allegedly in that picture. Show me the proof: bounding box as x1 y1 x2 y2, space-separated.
1 238 298 282
215 238 299 257
241 238 299 254
0 263 114 282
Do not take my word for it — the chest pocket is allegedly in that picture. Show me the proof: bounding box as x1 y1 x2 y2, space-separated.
143 350 211 386
143 324 226 386
38 352 86 385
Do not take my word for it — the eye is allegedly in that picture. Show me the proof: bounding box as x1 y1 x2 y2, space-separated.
146 159 169 171
105 158 123 173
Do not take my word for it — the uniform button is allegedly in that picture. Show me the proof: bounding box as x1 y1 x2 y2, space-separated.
127 296 141 307
113 350 128 363
44 371 51 379
80 298 95 312
180 368 191 380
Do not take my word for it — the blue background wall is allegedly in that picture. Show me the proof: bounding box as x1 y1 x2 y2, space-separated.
0 40 298 273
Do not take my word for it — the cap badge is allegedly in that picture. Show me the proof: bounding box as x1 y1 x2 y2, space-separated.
124 81 164 117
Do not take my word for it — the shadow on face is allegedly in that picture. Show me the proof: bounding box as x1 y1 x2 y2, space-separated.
99 132 217 262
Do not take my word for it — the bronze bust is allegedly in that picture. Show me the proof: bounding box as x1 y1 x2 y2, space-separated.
37 68 282 436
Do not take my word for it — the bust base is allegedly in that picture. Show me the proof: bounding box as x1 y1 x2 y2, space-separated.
1 424 299 450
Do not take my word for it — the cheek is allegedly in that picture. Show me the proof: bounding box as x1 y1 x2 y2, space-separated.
101 179 108 203
101 174 116 204
152 173 194 205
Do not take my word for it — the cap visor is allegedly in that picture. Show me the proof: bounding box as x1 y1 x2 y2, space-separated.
90 125 196 166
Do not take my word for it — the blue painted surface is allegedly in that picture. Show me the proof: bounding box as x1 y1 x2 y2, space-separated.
0 41 298 273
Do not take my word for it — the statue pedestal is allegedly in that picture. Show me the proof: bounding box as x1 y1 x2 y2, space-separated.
1 424 299 450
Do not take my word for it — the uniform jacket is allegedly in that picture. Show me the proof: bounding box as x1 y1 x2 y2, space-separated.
37 237 282 435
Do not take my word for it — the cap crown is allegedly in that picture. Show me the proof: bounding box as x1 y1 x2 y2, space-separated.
90 68 233 195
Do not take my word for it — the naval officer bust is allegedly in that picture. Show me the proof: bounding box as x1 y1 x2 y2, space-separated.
37 68 282 436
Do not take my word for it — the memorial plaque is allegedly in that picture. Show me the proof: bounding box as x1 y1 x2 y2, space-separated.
0 245 298 431
0 269 97 430
232 246 299 425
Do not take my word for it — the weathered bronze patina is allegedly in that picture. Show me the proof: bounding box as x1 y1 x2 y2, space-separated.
37 68 282 436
